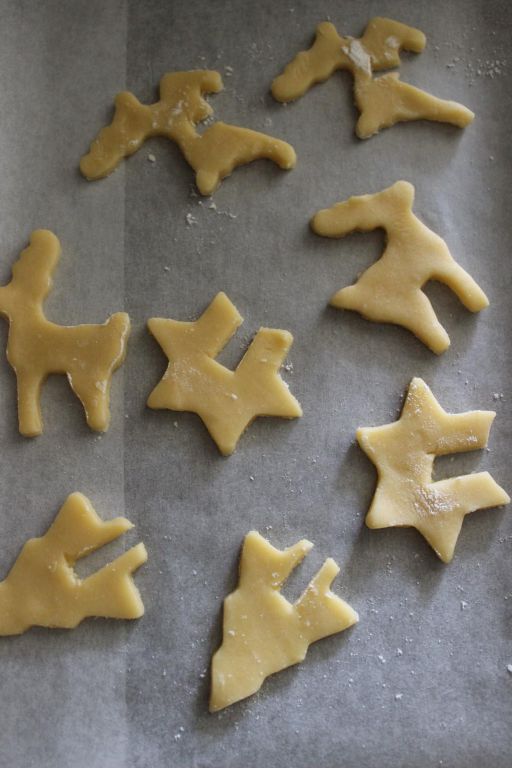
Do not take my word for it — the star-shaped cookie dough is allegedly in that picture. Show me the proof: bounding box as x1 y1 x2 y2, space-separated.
147 292 302 455
357 378 509 562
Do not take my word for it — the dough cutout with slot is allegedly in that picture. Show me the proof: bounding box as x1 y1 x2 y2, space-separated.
0 492 147 635
357 377 510 562
210 530 358 711
147 292 302 455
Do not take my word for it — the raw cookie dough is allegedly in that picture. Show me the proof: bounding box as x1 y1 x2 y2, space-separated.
0 492 147 635
80 70 296 195
272 17 474 138
311 181 488 354
210 531 358 711
147 292 302 455
0 230 130 436
357 378 510 563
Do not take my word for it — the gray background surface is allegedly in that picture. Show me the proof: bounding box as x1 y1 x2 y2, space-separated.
0 1 510 766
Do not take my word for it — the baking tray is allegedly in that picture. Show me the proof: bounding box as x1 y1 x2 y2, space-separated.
0 1 510 766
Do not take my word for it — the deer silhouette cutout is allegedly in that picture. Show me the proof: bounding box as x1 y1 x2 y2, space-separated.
0 492 147 635
0 230 130 436
147 292 302 455
272 17 474 138
81 70 296 195
210 531 358 711
358 378 510 562
312 181 488 353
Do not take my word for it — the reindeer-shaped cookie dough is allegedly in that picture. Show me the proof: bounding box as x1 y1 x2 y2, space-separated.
272 17 474 138
0 492 147 635
147 292 302 454
81 70 296 195
312 181 488 353
210 531 358 711
0 230 130 436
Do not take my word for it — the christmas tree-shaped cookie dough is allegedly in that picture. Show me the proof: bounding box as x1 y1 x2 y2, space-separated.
81 70 296 195
210 531 358 711
311 181 488 354
147 292 302 455
272 17 474 138
0 230 130 436
0 493 147 635
357 378 510 562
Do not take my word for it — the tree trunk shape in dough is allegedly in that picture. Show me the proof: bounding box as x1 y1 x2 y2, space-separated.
147 292 302 455
271 17 474 138
357 378 510 562
311 181 488 354
0 230 130 436
210 531 358 711
80 70 296 195
0 493 147 635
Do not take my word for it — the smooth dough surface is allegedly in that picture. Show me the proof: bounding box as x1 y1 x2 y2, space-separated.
272 17 474 138
0 230 130 436
210 531 358 711
0 492 147 635
80 70 296 195
357 378 510 562
311 181 489 354
147 292 302 455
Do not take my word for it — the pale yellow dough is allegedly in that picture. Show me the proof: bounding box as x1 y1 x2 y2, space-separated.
357 378 510 563
311 181 488 354
272 17 474 138
210 531 358 711
147 292 302 455
0 493 147 635
0 230 130 436
80 70 296 195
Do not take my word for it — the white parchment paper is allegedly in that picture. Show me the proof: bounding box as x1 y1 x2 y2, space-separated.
0 1 510 766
